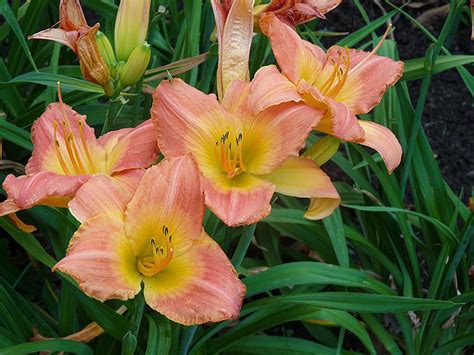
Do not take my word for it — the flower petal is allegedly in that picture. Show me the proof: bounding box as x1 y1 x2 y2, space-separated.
0 199 20 216
204 172 275 227
152 78 240 175
3 172 90 209
26 102 104 175
143 230 245 325
249 65 302 114
211 0 254 98
305 197 340 220
125 155 204 257
28 28 76 52
308 0 342 14
69 170 143 223
260 13 326 85
98 119 159 174
54 215 141 301
260 156 339 199
357 121 402 174
299 81 365 141
60 0 88 31
243 100 323 175
327 46 404 115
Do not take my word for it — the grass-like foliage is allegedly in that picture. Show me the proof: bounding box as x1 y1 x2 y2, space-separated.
0 0 472 354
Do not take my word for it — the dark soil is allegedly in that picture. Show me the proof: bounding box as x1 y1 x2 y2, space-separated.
321 0 473 197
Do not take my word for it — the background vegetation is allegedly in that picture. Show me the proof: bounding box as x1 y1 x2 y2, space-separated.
0 0 472 354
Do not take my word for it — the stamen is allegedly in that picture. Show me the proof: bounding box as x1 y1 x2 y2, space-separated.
78 119 97 173
137 225 174 277
349 24 392 74
53 120 72 175
215 131 247 178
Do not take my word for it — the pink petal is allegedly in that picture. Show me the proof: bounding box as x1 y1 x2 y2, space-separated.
298 80 365 142
260 13 326 85
260 156 340 199
54 215 142 301
249 65 302 114
327 46 404 115
243 100 323 175
203 172 275 226
357 121 402 174
3 172 90 209
143 230 245 325
69 170 144 223
152 78 240 167
125 155 204 256
98 119 159 174
211 0 254 98
26 102 104 176
307 0 342 14
60 0 88 31
0 199 20 216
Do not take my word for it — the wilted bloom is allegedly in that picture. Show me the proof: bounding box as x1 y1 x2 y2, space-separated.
254 0 341 27
211 0 254 100
29 0 113 96
54 155 245 325
152 73 340 226
0 93 158 223
261 14 403 173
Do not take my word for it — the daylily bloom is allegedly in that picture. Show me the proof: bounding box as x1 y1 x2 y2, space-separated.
152 73 340 226
261 14 403 173
254 0 341 27
0 96 158 223
54 155 245 325
29 0 113 95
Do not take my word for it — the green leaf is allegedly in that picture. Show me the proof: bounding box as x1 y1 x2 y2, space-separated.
0 0 38 72
323 208 349 268
0 119 32 150
2 72 104 93
0 339 92 355
244 262 393 297
402 55 474 81
145 315 172 355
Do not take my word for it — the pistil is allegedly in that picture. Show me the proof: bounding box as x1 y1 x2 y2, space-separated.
216 132 246 178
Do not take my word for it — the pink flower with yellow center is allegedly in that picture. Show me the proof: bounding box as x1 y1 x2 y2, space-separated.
54 155 245 325
261 14 403 173
0 96 158 226
152 73 340 227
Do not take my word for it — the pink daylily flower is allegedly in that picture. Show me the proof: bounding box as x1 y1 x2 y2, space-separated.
261 14 403 173
152 72 340 227
256 0 342 27
55 155 245 325
0 100 158 223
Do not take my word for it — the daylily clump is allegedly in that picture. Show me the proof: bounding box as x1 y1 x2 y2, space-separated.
261 14 403 173
152 72 340 227
55 155 246 325
0 93 158 226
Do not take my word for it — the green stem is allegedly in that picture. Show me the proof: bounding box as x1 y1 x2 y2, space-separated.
179 325 198 355
122 290 145 355
102 96 126 135
132 79 143 127
231 224 256 268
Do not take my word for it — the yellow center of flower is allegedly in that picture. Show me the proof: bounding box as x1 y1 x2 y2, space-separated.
137 225 174 277
318 47 350 98
53 116 98 175
215 131 247 178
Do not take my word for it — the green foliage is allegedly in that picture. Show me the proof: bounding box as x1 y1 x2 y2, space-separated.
0 1 472 354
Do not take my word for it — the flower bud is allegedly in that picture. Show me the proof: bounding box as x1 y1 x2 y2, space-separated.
304 136 340 166
114 0 151 61
96 31 116 69
77 26 114 96
118 42 151 89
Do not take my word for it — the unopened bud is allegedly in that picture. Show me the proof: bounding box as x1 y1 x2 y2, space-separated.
76 26 114 96
96 31 116 69
304 136 340 166
118 42 151 89
114 0 151 61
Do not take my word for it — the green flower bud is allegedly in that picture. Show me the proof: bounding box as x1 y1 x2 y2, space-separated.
114 0 151 61
304 136 340 166
96 31 116 69
118 42 151 89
